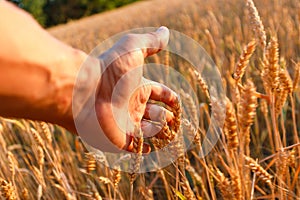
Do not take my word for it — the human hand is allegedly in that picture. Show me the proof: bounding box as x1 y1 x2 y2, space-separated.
93 27 178 153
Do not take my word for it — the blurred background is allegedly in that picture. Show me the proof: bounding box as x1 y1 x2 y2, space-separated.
9 0 139 27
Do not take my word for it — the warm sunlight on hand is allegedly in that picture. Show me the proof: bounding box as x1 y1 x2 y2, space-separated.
95 27 178 153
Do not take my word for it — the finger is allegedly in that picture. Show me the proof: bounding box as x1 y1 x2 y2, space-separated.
141 120 163 138
149 82 179 107
142 143 151 154
141 120 174 140
139 26 170 58
100 27 169 69
144 103 174 123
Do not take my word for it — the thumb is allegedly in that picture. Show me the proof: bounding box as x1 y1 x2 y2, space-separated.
139 26 170 58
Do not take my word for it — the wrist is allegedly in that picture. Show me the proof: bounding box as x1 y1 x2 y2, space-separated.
56 49 102 134
51 49 87 132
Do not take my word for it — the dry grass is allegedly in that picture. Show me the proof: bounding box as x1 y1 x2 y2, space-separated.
0 0 300 199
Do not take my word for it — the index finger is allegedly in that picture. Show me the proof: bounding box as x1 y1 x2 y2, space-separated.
148 82 179 107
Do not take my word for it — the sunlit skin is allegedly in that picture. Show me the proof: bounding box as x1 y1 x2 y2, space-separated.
0 1 176 153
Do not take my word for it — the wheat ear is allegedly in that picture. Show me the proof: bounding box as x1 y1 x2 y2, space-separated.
21 188 29 200
232 39 256 82
293 62 300 91
0 178 17 200
261 37 280 93
275 68 293 117
192 69 210 100
39 122 52 144
224 99 238 152
30 128 45 149
246 0 266 49
244 156 273 184
238 80 257 155
128 127 143 184
7 152 15 179
230 170 242 200
85 153 96 173
37 145 44 172
215 168 233 200
112 168 121 188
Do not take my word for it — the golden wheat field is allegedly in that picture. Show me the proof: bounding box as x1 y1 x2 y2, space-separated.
0 0 300 199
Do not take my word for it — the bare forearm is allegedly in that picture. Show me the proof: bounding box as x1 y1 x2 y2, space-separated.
0 1 87 130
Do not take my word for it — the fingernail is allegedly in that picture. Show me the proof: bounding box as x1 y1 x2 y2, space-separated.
156 26 167 33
